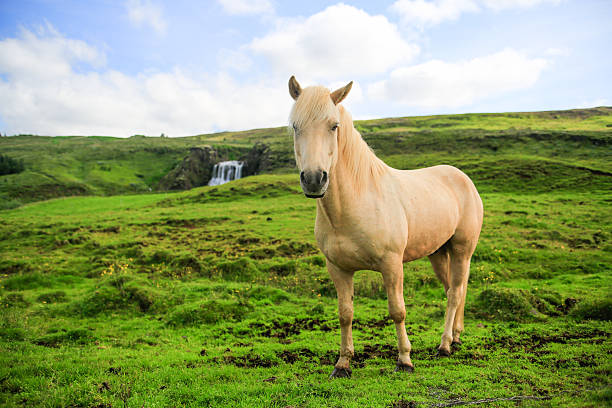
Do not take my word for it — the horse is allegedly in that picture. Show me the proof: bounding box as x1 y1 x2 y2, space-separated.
287 76 483 378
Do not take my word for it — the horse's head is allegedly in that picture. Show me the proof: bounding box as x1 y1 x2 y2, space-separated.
288 76 352 198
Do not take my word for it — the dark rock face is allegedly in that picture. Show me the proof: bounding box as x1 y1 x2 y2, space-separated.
156 143 271 191
157 146 219 191
241 142 271 177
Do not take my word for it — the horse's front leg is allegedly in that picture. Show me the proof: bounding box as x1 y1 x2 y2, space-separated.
328 261 355 379
382 259 414 372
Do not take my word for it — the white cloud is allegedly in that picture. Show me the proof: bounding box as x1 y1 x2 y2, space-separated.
250 3 419 80
126 0 167 34
391 0 561 27
217 0 274 15
480 0 561 11
368 49 548 108
0 27 289 136
544 47 570 57
0 25 105 82
390 0 478 27
217 48 253 72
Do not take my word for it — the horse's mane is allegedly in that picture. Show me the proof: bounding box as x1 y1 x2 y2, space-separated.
337 105 388 193
289 86 388 194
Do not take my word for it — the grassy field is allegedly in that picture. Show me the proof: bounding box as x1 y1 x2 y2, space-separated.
0 108 611 407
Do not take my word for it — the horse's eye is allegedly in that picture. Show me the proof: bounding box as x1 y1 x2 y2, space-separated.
331 123 339 131
292 123 298 132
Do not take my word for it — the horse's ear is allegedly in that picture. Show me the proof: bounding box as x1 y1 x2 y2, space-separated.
330 81 353 105
288 76 302 100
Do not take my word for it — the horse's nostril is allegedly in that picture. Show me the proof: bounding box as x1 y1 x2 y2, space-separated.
321 171 328 184
300 171 305 183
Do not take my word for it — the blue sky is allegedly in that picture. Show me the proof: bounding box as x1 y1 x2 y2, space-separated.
0 0 610 136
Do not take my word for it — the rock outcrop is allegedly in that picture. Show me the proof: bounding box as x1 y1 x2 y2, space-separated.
157 146 218 190
156 143 271 191
242 142 271 177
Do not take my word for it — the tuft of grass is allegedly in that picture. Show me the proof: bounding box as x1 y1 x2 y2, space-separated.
35 328 94 347
36 290 67 303
470 287 556 321
1 272 51 291
570 298 612 321
167 298 253 326
1 293 30 308
214 257 259 281
75 276 176 316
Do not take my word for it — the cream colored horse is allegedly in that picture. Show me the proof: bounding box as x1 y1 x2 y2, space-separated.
288 76 483 378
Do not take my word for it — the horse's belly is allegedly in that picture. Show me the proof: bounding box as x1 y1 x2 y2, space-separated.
402 211 457 261
402 237 450 262
317 230 382 271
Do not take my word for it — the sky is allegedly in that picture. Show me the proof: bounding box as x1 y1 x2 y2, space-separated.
0 0 610 137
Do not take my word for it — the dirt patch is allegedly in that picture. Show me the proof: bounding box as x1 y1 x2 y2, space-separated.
275 241 318 257
0 260 32 275
248 317 333 338
1 293 30 308
91 225 121 233
353 316 394 330
352 344 397 367
249 247 276 259
133 216 229 229
278 348 317 364
237 236 261 245
482 329 609 353
223 354 278 368
389 400 418 408
553 353 598 369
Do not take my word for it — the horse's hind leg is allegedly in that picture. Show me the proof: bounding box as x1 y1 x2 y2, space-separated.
452 268 470 345
429 245 450 293
438 246 471 356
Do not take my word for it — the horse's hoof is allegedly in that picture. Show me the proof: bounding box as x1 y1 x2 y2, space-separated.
329 367 352 379
452 339 462 346
437 348 451 357
394 361 414 373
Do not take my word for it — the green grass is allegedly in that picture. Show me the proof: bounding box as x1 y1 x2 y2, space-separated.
0 107 611 407
0 172 611 407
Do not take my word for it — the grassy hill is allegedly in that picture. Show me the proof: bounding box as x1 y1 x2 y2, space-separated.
1 107 611 208
0 107 611 407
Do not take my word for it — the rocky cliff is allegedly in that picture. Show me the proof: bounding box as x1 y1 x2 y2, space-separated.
156 143 271 191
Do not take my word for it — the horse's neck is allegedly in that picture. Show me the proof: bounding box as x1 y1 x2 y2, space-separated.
317 112 387 227
316 156 351 228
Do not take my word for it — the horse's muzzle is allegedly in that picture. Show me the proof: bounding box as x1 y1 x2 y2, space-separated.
305 192 325 199
300 170 328 198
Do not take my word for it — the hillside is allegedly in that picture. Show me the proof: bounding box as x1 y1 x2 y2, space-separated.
1 106 611 208
0 106 611 406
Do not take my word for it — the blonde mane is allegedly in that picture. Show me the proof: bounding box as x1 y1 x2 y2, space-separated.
289 86 388 193
337 105 388 193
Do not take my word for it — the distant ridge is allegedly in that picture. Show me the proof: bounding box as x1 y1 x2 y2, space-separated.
1 107 610 209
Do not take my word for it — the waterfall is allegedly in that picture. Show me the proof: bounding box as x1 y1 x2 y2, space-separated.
208 161 244 186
